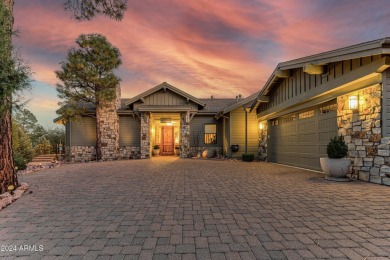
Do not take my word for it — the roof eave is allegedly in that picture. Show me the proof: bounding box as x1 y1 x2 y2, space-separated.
124 82 206 107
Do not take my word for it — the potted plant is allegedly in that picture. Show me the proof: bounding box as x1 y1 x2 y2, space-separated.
174 146 180 156
320 136 351 181
152 145 160 156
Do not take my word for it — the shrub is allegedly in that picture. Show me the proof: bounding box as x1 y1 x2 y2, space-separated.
326 136 348 158
14 154 27 171
175 146 180 149
242 153 254 162
153 145 160 149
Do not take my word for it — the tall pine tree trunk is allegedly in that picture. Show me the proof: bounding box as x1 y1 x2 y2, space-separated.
0 0 17 194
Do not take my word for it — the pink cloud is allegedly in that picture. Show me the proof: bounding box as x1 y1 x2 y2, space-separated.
12 0 390 127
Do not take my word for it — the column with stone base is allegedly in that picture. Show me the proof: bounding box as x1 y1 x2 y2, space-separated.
140 112 151 159
180 112 190 158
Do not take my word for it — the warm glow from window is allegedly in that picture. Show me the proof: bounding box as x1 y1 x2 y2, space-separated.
259 122 264 130
349 96 358 110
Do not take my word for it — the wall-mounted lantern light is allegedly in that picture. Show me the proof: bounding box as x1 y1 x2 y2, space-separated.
348 95 358 110
259 122 264 130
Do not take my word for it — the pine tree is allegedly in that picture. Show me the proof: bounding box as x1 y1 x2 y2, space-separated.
0 0 126 193
56 34 121 160
0 0 30 193
12 121 33 161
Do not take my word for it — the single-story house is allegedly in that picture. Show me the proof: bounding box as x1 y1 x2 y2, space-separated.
252 37 390 185
56 37 390 186
56 82 259 161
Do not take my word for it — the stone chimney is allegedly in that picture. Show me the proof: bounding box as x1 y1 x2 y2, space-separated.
116 85 121 109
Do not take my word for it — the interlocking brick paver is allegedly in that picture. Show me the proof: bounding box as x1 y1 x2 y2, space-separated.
0 157 389 259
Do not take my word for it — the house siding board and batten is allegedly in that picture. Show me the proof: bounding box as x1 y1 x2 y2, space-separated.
133 89 199 111
189 116 222 147
382 69 390 136
229 108 258 158
254 37 390 185
257 56 384 170
257 55 383 119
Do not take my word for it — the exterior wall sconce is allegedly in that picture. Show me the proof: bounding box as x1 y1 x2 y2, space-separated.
259 122 264 130
348 95 358 110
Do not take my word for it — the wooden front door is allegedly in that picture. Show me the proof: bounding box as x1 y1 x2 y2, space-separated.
161 126 174 155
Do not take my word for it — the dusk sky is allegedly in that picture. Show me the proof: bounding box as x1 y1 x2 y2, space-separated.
13 0 390 128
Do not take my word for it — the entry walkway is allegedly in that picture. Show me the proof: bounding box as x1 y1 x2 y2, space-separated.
1 157 389 259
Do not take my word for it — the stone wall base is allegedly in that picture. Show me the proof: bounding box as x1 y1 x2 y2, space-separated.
66 146 141 162
119 146 141 159
68 146 96 162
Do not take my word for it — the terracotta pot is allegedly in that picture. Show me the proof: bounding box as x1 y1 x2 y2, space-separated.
320 157 351 181
152 149 160 156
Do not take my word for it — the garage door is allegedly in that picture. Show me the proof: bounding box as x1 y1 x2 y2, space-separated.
268 100 338 171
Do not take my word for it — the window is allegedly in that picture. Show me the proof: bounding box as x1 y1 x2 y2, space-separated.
204 124 217 144
320 103 337 114
282 114 296 123
298 110 314 119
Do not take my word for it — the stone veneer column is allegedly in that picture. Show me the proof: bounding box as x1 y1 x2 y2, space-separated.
180 112 190 158
97 86 121 160
258 120 268 161
140 112 151 159
337 84 390 186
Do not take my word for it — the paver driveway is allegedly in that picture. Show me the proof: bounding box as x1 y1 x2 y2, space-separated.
1 157 390 260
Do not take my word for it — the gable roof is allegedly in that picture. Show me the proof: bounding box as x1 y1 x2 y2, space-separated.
123 82 206 107
222 92 258 114
251 37 390 111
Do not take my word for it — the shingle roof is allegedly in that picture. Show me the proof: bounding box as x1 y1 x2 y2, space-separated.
222 92 259 113
198 98 238 113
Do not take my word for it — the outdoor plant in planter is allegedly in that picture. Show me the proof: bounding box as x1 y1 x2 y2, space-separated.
242 153 254 162
174 146 180 156
152 145 160 156
320 136 351 181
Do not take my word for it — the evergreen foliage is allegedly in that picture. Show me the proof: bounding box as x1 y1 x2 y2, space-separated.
56 33 122 121
326 136 348 158
0 2 31 114
64 0 127 21
12 120 33 161
33 136 52 156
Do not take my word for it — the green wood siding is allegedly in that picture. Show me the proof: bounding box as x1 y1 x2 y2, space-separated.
70 117 96 146
190 116 222 146
133 89 199 110
119 116 141 146
229 108 258 158
382 69 390 136
258 55 382 115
